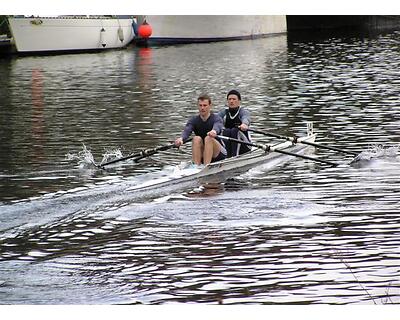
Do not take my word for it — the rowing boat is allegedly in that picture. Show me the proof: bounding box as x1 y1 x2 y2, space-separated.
126 122 317 191
194 122 316 179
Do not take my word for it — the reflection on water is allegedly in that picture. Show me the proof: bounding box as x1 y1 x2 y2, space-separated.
31 68 45 163
0 31 400 304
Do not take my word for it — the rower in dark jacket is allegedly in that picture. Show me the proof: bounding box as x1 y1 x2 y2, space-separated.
175 93 227 165
218 90 252 157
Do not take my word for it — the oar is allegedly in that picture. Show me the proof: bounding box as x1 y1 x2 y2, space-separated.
217 135 339 166
99 138 192 168
248 128 358 156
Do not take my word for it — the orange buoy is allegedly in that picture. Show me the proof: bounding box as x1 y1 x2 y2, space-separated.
138 21 152 38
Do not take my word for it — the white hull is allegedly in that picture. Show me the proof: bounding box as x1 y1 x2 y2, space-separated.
8 16 135 53
140 15 286 44
128 128 316 192
196 133 316 180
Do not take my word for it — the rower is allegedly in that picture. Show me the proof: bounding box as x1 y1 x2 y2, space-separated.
175 94 227 165
218 89 252 157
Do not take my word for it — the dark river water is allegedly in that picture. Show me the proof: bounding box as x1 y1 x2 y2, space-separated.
0 30 400 305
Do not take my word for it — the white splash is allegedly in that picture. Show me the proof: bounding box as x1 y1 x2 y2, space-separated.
350 144 400 168
355 144 399 161
98 148 124 166
66 144 97 168
66 144 126 168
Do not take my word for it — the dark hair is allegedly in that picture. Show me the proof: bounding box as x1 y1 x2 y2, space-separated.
198 93 212 104
227 89 241 101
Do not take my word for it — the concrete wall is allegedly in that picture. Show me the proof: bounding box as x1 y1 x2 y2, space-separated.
287 15 400 32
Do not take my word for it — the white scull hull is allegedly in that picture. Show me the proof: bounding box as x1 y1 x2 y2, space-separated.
128 127 317 192
195 133 316 180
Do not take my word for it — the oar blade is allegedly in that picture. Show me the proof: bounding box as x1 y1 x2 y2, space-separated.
348 153 365 165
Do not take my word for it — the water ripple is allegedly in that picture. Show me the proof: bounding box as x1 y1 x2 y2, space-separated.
1 31 400 304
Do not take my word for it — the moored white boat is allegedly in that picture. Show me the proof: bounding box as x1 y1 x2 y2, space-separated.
7 16 135 53
135 15 287 45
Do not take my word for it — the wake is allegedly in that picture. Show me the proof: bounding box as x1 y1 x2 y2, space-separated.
0 161 200 238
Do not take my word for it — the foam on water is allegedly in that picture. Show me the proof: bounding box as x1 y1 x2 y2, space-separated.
66 144 125 168
0 160 200 237
98 149 125 166
350 144 400 168
354 144 399 161
99 188 332 228
126 162 201 191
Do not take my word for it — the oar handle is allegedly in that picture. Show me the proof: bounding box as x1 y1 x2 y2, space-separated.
131 137 192 163
217 134 266 150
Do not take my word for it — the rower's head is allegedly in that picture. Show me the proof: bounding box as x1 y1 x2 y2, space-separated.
227 89 241 109
197 94 212 118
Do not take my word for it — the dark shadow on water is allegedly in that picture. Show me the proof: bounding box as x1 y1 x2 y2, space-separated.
287 28 397 47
